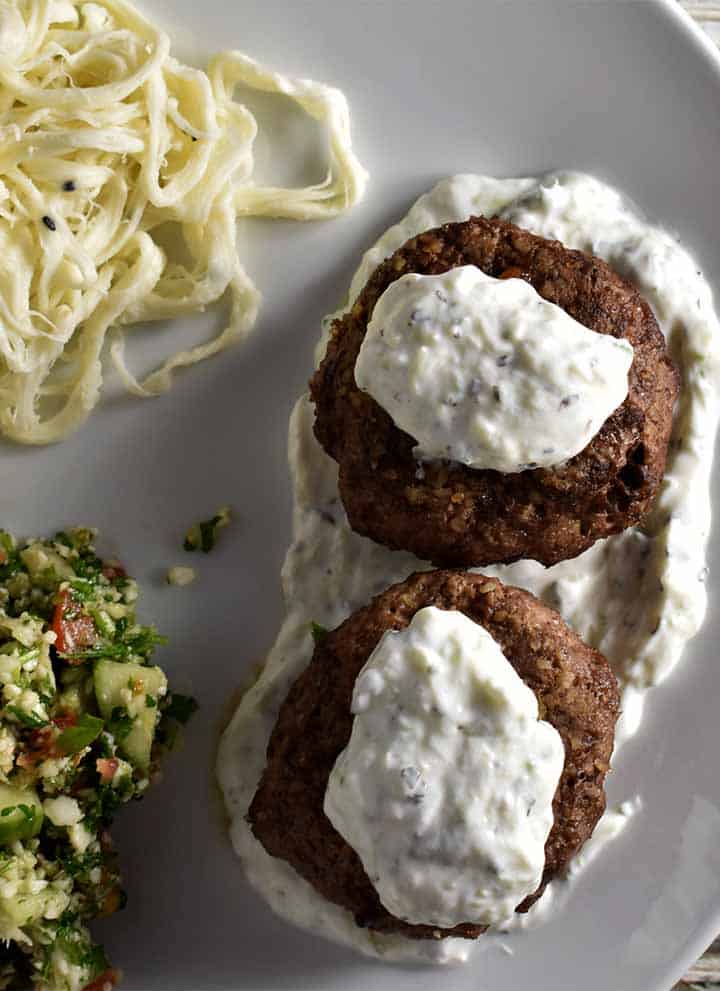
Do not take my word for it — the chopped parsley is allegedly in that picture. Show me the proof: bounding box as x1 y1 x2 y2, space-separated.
61 627 167 662
6 707 49 729
163 693 198 724
50 912 110 977
55 847 105 879
310 621 328 644
56 714 104 755
105 707 133 742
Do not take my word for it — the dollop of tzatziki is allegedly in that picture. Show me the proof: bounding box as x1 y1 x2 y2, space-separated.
355 266 634 472
324 606 565 928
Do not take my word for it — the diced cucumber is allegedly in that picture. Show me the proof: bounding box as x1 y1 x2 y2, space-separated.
93 660 166 771
0 783 43 845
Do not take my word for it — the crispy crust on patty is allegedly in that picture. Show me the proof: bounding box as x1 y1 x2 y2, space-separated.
249 570 620 941
310 217 680 567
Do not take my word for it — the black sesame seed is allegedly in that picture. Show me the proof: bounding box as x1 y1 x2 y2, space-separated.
492 385 501 403
61 180 76 192
496 353 511 367
468 378 483 398
401 766 421 788
42 215 56 231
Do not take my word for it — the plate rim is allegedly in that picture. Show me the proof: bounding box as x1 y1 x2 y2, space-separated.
645 6 720 984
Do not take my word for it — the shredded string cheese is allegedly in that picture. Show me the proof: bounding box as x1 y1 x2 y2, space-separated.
0 0 368 443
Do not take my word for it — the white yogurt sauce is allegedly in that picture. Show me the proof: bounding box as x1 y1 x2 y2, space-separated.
355 266 633 472
324 606 564 928
217 171 720 965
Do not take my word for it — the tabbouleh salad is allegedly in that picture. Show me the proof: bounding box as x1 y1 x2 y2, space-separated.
0 528 195 991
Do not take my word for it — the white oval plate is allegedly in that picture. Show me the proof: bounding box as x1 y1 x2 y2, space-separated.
4 1 720 988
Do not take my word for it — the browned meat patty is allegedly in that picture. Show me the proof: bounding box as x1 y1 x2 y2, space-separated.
310 217 679 567
249 570 620 941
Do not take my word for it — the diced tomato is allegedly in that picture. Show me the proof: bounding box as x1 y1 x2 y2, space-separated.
96 757 119 784
82 969 119 991
17 726 56 767
101 562 126 581
53 712 78 732
51 589 98 657
98 884 124 918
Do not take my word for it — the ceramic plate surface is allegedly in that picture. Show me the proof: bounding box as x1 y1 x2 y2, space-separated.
5 1 720 988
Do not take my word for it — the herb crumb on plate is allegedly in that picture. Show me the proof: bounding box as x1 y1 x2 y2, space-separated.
165 567 196 588
183 508 231 554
